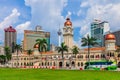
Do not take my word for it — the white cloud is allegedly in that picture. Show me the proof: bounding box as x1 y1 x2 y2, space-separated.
80 25 89 36
0 8 20 45
80 1 89 7
15 21 31 34
66 11 72 18
24 0 68 45
77 1 120 37
0 8 20 29
77 10 82 16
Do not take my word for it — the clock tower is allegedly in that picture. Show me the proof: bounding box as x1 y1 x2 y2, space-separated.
63 18 73 49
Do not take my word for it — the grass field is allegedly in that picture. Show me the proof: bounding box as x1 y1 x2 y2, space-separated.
0 68 120 80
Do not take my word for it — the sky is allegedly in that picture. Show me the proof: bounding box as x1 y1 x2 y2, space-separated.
0 0 120 47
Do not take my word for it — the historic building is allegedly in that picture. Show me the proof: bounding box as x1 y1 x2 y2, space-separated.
23 26 50 51
9 18 120 69
4 26 16 53
63 18 73 49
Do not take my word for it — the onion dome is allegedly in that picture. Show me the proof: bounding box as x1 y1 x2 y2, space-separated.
34 44 39 48
4 26 16 32
64 18 72 26
105 33 115 40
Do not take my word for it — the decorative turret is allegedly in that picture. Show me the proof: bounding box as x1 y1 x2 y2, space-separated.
105 33 116 51
63 18 73 49
64 18 72 27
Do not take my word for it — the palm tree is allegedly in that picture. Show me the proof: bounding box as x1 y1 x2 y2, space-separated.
35 39 48 64
4 46 11 62
71 46 79 68
56 42 68 68
14 44 22 68
81 35 98 68
27 49 33 68
0 55 6 64
12 42 15 53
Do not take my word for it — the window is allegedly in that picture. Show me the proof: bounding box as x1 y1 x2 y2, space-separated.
78 62 80 66
81 62 83 66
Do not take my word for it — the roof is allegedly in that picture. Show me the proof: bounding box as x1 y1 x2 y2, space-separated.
105 33 115 40
64 18 72 26
84 47 105 51
4 26 16 32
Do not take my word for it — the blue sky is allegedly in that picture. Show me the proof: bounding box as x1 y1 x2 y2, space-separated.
0 0 120 47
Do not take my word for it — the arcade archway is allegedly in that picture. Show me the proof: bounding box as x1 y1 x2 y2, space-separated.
59 62 62 68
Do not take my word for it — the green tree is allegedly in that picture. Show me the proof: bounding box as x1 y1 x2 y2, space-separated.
81 35 98 68
27 49 33 68
14 44 22 68
35 39 48 63
71 46 79 68
56 42 68 68
12 42 15 53
4 46 11 62
71 46 79 58
0 55 6 64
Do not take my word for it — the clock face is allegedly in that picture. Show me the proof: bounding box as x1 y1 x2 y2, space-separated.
65 29 68 32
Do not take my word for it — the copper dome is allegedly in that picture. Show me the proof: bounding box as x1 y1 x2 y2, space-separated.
64 18 72 26
105 33 115 40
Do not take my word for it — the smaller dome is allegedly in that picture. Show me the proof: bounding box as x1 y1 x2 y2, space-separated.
64 18 72 26
34 44 39 48
105 33 115 40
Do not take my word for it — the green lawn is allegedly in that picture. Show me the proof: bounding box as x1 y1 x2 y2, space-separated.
0 68 120 80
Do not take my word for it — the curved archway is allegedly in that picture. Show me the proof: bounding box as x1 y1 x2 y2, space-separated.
48 62 49 66
118 62 120 68
71 61 75 67
66 62 69 67
59 62 62 68
78 62 80 67
53 62 55 66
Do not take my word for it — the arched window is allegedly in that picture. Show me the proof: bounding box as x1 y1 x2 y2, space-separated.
118 54 120 57
42 62 43 66
24 62 26 66
111 53 114 57
81 62 83 66
53 62 55 66
21 63 22 66
98 55 99 58
78 62 80 66
48 62 49 66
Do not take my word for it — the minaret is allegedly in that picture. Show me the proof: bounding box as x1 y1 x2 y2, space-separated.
57 28 62 47
63 18 73 49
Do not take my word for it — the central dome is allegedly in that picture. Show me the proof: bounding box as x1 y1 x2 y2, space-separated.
105 33 115 40
64 18 72 26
